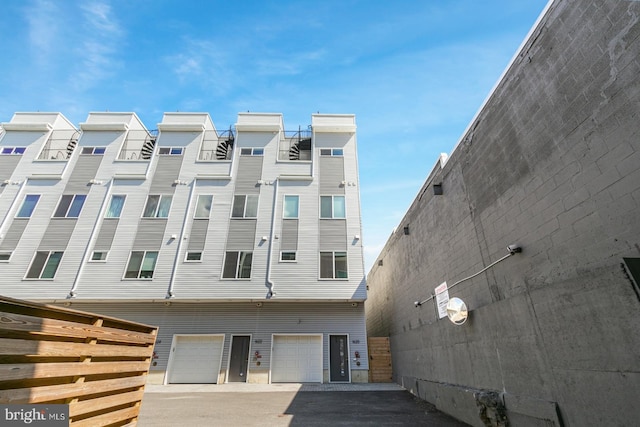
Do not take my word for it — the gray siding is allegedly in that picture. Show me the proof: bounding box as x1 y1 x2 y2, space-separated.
280 219 298 251
0 219 28 250
133 219 167 250
319 157 345 194
187 219 208 251
150 156 182 193
227 219 257 250
319 220 347 250
65 155 102 194
235 157 262 194
70 302 369 374
39 219 76 250
94 219 119 251
0 156 21 194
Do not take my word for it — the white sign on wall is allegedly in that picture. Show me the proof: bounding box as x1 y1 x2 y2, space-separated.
435 281 449 319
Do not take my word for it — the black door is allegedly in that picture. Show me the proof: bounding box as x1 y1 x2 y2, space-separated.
228 335 250 382
329 335 350 382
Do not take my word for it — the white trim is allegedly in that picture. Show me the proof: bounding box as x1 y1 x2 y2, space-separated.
79 122 129 131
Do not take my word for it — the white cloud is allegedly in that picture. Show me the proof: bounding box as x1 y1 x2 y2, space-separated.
25 0 60 61
71 1 124 92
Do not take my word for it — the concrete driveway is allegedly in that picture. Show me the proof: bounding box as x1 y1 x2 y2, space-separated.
138 383 470 426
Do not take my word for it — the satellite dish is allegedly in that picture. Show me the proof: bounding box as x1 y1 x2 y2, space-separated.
446 297 468 325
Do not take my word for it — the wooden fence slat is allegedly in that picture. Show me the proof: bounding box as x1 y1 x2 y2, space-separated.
0 375 147 404
70 404 140 427
0 338 153 358
0 296 156 425
0 311 157 344
0 361 151 381
69 389 145 417
0 296 156 331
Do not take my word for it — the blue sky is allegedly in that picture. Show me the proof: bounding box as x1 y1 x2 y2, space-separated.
0 0 548 271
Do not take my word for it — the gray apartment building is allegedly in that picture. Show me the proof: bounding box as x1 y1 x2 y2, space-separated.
366 1 640 426
0 111 368 385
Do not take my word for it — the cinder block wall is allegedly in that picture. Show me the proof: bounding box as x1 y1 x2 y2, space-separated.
366 1 640 426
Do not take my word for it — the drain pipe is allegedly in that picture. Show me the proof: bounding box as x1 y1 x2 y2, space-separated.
265 177 279 299
69 179 113 298
166 178 196 299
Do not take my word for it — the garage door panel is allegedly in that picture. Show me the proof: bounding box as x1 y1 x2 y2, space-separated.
272 335 322 383
168 335 223 384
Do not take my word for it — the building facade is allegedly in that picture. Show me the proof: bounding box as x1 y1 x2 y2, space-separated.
366 1 640 426
0 111 368 384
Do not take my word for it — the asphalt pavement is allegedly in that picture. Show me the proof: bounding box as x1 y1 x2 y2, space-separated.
138 383 470 426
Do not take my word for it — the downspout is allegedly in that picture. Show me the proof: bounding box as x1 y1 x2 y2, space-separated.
166 178 196 299
265 177 279 299
68 179 113 298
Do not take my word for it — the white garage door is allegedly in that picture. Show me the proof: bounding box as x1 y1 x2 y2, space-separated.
167 335 224 384
271 335 322 383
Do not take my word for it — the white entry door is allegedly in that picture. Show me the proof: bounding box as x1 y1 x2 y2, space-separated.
271 335 322 383
167 335 224 384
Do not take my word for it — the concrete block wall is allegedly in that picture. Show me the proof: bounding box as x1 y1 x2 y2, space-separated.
366 1 640 425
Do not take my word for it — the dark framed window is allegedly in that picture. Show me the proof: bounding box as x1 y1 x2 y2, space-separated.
54 195 86 218
320 195 345 219
1 147 26 155
81 147 106 155
185 252 202 262
222 251 253 278
280 251 297 262
26 251 63 279
91 251 108 261
124 251 158 279
158 147 184 155
320 148 343 156
240 148 264 156
143 195 172 218
232 195 258 218
320 251 348 279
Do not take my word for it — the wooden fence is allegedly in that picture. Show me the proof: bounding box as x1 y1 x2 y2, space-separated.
368 337 393 383
0 296 157 426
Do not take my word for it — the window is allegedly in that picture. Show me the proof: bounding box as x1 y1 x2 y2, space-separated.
0 252 12 262
143 195 172 218
26 251 63 279
16 195 40 218
91 251 108 261
280 251 297 262
1 147 26 155
320 148 343 156
222 251 253 278
54 195 86 218
240 148 264 156
105 195 126 218
194 195 213 218
320 251 348 279
232 195 258 218
158 147 184 155
320 195 345 219
81 147 106 155
283 195 299 219
124 251 158 279
185 252 202 262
